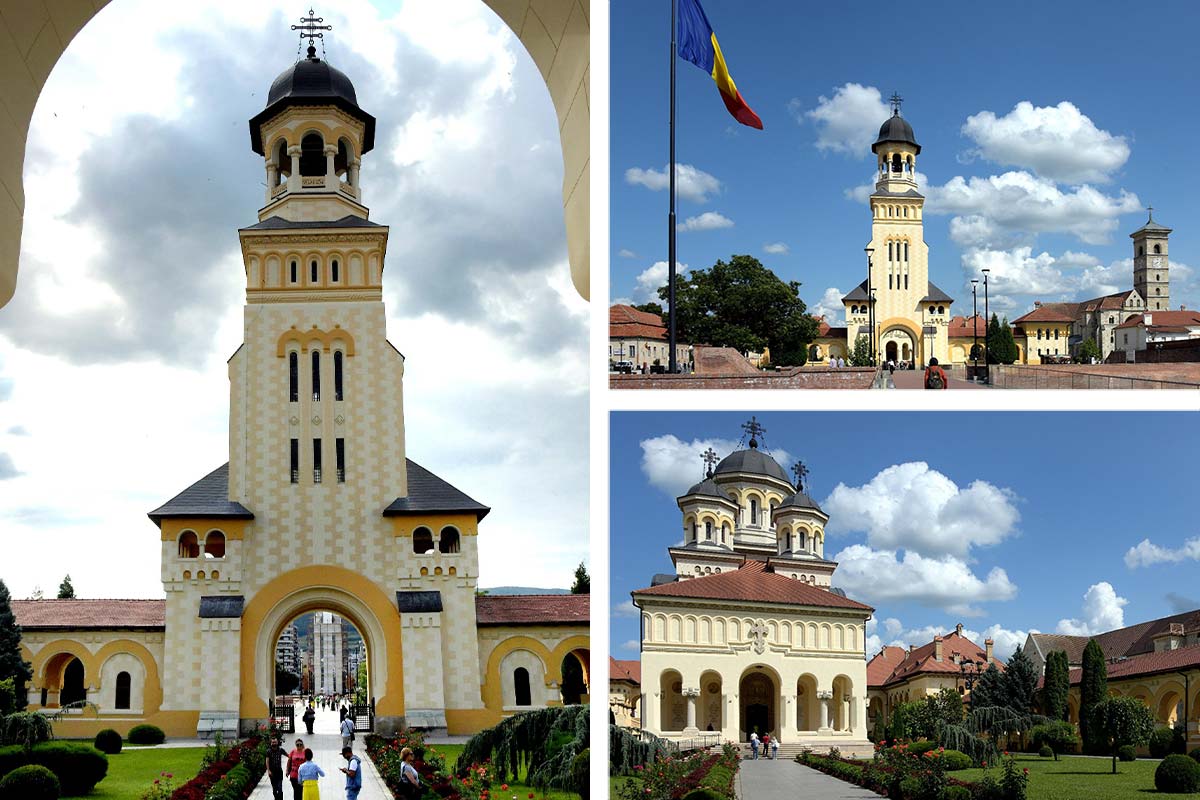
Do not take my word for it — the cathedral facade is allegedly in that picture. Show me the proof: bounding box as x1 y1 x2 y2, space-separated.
13 43 587 740
632 424 872 754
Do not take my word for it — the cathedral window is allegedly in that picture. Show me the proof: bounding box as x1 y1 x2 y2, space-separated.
888 274 893 290
334 351 344 401
905 274 909 290
785 532 791 551
312 351 321 400
290 261 298 284
888 242 893 261
178 531 199 558
1054 329 1059 340
114 671 131 710
799 531 807 550
439 526 460 554
514 667 531 706
704 521 712 541
274 140 290 185
750 498 759 526
289 352 299 402
336 438 345 483
413 527 434 554
722 522 730 543
904 242 909 261
204 531 226 558
310 260 319 284
1154 244 1162 254
313 438 323 483
299 133 325 176
290 439 299 483
331 259 340 283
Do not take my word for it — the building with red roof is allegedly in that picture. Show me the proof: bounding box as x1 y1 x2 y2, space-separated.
627 422 873 754
609 657 642 728
609 304 691 370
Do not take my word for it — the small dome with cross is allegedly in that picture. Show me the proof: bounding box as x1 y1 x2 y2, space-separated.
872 93 920 154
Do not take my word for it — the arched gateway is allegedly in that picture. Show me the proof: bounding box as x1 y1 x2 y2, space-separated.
11 30 588 741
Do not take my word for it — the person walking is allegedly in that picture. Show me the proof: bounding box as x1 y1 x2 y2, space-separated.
761 732 770 759
340 746 363 800
749 731 759 759
771 736 779 760
340 711 356 750
302 704 316 735
266 735 287 800
298 748 325 800
398 747 421 800
288 738 308 800
923 356 949 389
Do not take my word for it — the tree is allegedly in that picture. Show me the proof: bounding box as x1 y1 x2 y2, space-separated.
1031 720 1079 761
0 579 32 711
275 662 300 695
1077 338 1102 364
915 688 965 738
1041 650 1070 721
1090 696 1155 774
355 661 368 705
1003 645 1038 715
1080 639 1108 754
632 302 663 318
968 663 1006 711
985 313 1019 364
657 255 819 366
570 562 590 594
57 575 75 599
848 334 873 367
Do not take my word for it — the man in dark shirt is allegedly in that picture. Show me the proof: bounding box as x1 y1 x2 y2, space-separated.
266 735 286 800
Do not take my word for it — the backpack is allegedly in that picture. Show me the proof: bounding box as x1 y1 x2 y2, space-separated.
926 369 944 389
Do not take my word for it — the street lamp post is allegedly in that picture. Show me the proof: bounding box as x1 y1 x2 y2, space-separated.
971 279 979 381
959 658 984 710
981 268 991 380
865 247 875 365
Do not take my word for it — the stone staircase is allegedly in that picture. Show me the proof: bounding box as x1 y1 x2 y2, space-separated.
733 739 875 761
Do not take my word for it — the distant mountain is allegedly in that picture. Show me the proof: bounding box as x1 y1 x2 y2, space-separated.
480 586 571 595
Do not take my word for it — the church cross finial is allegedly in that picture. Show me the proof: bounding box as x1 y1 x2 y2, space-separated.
792 460 809 492
741 417 765 449
701 447 719 478
1147 204 1154 222
292 8 332 57
890 92 903 116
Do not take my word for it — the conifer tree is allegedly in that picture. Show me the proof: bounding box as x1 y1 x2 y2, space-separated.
57 574 75 599
1003 644 1039 714
1042 650 1070 721
0 579 32 710
1080 639 1108 753
968 662 1005 710
570 562 590 594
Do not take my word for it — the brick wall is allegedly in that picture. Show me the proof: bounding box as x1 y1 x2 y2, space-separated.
611 368 877 390
1135 339 1200 363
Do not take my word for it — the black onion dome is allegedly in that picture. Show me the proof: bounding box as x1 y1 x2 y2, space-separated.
713 448 791 485
249 48 376 156
682 477 727 501
778 491 823 514
872 112 920 155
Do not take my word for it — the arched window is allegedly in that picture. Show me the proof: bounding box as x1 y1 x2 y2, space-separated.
331 259 340 283
1138 245 1145 256
334 351 344 401
115 671 131 710
310 259 319 284
336 139 352 183
799 531 807 550
61 658 85 707
722 522 730 543
290 260 298 284
937 305 944 315
413 527 434 554
750 498 759 526
514 667 531 706
178 532 199 558
288 352 299 402
204 531 226 559
892 153 902 173
274 140 291 185
311 351 321 401
785 532 791 551
1054 329 1059 340
888 241 894 260
1154 244 1162 254
704 520 712 541
299 133 325 176
1038 328 1043 340
439 527 460 554
904 242 909 261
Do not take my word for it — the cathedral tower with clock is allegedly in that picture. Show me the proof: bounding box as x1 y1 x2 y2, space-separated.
1132 209 1172 312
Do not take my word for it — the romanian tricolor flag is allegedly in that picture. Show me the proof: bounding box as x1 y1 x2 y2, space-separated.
676 0 763 129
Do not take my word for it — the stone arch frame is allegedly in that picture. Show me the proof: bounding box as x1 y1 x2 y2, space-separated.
32 641 94 707
276 325 357 357
1154 681 1187 726
699 669 723 731
0 1 589 308
682 513 696 543
659 668 685 731
832 673 857 732
497 647 547 709
796 672 819 732
738 664 782 741
178 529 200 558
240 565 404 727
95 639 162 715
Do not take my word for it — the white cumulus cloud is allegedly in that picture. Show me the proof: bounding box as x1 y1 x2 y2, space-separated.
1056 582 1128 636
833 545 1017 616
809 287 846 327
764 242 790 255
865 617 1033 662
632 261 688 303
962 101 1130 184
1125 537 1200 568
805 83 891 156
625 163 722 203
823 462 1020 558
639 434 791 498
678 211 734 232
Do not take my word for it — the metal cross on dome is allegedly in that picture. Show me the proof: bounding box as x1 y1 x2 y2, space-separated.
701 447 719 478
890 92 903 115
741 417 765 449
792 460 809 492
292 8 332 50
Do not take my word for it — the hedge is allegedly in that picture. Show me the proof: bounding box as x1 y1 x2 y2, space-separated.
0 763 60 800
1117 745 1136 762
128 724 166 745
0 742 108 795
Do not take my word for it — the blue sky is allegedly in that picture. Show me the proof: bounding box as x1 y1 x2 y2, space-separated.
610 0 1199 322
610 412 1200 662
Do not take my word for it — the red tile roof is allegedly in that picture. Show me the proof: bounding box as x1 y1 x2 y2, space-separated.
868 629 1003 688
1078 292 1133 312
610 657 641 685
946 315 987 337
1013 304 1077 324
811 316 847 338
1115 311 1200 330
474 594 590 626
867 646 907 686
610 305 670 341
611 304 666 327
1064 646 1200 685
632 560 872 611
12 599 166 629
1029 609 1200 666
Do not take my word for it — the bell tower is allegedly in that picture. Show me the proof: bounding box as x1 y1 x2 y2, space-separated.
1131 207 1172 312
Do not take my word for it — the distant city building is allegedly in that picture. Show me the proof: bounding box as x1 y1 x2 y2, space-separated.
312 612 346 696
609 657 641 728
275 622 300 678
609 304 691 369
1113 310 1200 361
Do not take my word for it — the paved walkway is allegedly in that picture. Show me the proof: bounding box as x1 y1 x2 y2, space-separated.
890 369 987 390
737 757 879 799
249 707 393 800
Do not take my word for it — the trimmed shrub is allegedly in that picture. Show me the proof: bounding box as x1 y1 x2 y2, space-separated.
27 742 108 796
127 724 165 745
1038 746 1053 758
907 739 937 756
943 786 972 800
1150 726 1176 759
94 728 122 754
0 712 52 747
940 750 971 771
0 763 59 800
1117 744 1136 762
1155 754 1200 794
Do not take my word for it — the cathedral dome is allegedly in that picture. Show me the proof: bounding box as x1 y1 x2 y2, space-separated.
683 477 727 500
713 447 790 485
249 47 376 156
778 491 823 514
872 112 921 154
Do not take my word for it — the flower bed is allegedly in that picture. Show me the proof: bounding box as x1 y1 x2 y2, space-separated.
615 744 740 800
798 744 1029 800
367 730 470 800
159 736 265 800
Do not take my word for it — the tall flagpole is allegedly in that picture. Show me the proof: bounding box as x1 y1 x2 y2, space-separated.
667 0 678 374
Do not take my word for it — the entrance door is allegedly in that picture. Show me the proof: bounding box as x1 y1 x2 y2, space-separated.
745 704 769 739
886 341 898 362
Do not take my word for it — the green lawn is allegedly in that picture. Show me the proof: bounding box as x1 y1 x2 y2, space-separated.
430 743 580 800
64 746 206 799
953 754 1189 800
